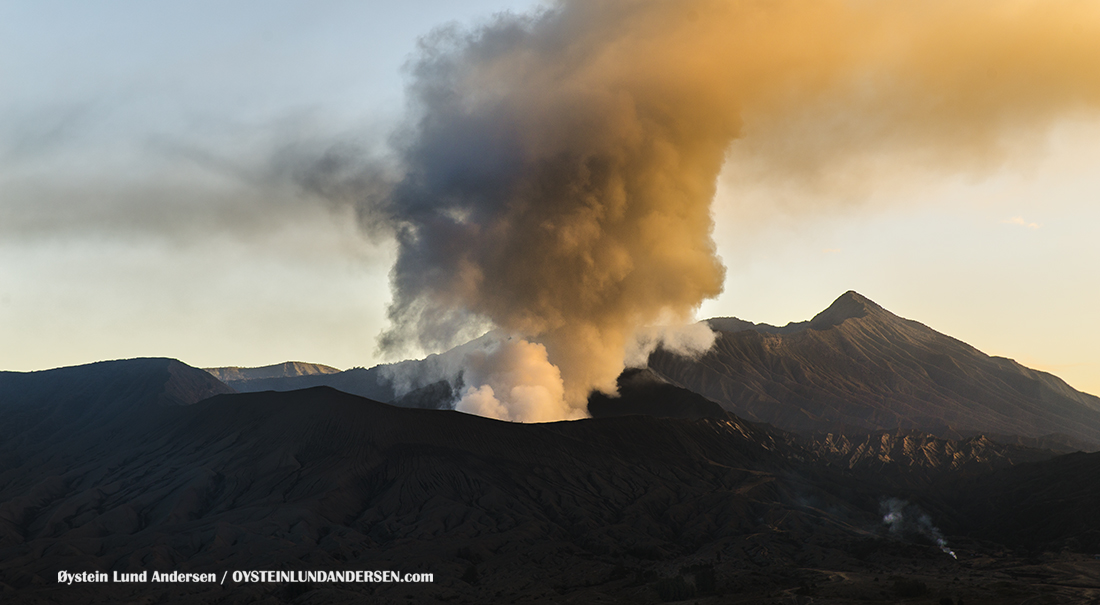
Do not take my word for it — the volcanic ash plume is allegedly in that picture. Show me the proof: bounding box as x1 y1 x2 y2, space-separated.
309 0 1100 421
881 498 957 560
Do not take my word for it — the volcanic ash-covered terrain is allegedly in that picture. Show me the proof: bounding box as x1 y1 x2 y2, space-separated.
4 316 1100 604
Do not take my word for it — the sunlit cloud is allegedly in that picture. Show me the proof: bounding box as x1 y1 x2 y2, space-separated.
1003 216 1040 229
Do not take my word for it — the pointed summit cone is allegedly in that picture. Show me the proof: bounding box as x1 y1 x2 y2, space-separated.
647 291 1100 447
807 290 892 329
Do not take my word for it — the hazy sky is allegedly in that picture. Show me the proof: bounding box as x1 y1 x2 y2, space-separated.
2 0 1097 396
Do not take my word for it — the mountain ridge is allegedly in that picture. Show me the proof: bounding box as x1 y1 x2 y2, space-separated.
204 361 341 383
206 291 1100 450
649 291 1100 448
3 357 1098 603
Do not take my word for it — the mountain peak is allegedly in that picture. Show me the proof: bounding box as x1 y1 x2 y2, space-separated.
808 291 888 329
704 291 891 336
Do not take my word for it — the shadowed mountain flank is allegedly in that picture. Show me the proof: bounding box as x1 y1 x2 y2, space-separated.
222 365 397 402
0 366 854 603
940 450 1100 552
2 359 1098 603
1 358 233 412
649 291 1100 447
587 368 729 420
0 358 234 452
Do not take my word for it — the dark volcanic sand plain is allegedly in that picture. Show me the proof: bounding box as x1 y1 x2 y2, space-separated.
3 357 1100 604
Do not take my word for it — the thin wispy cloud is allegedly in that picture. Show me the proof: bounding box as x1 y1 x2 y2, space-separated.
1003 216 1041 229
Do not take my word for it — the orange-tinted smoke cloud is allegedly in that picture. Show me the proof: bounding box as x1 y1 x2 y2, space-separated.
356 0 1100 419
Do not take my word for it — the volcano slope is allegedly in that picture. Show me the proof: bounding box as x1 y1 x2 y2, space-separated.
647 291 1100 449
5 359 1100 603
212 364 397 402
204 362 341 386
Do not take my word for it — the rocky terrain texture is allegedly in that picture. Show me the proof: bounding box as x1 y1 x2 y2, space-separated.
3 359 1100 604
648 291 1100 449
204 362 341 386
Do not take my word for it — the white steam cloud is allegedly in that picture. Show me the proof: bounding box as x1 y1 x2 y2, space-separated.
455 338 578 423
881 498 957 560
624 322 718 369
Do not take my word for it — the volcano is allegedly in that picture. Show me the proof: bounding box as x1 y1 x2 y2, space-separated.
3 356 1100 603
6 294 1100 603
648 291 1100 449
224 291 1100 450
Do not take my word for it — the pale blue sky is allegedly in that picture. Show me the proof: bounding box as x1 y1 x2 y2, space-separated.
1 1 1097 395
